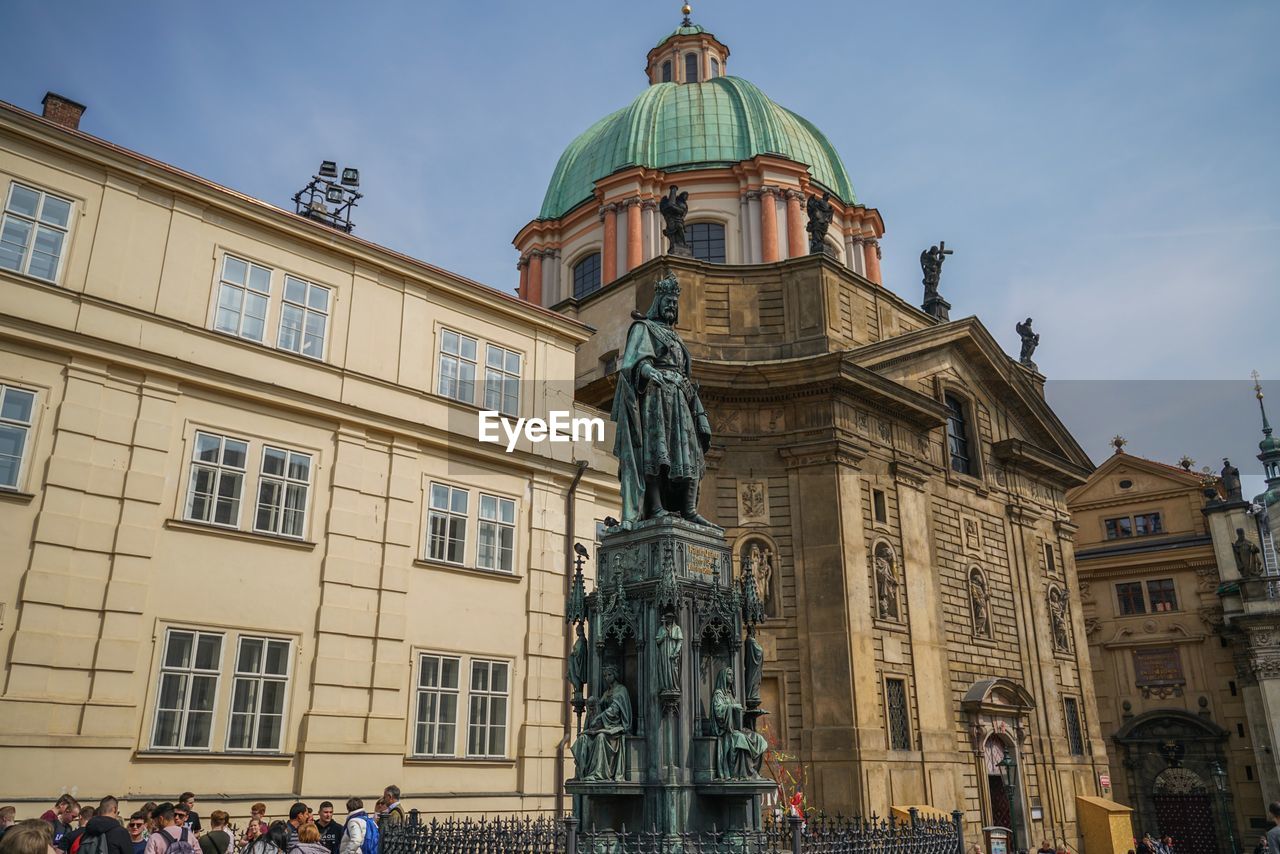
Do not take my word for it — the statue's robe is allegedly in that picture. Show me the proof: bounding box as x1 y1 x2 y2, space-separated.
656 623 683 693
611 317 707 524
571 683 632 781
712 685 767 779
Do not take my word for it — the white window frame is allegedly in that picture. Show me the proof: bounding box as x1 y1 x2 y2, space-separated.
426 482 469 564
214 254 273 343
466 658 510 758
0 181 72 283
476 493 517 574
438 329 478 404
226 635 292 753
483 344 522 418
278 274 330 360
185 431 249 528
0 383 37 490
253 445 312 539
413 653 462 757
151 628 225 751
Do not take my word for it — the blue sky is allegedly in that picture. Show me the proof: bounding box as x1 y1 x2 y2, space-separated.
4 1 1277 492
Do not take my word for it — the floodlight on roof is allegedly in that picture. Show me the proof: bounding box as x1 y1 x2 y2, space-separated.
318 161 338 178
325 186 345 204
341 168 360 188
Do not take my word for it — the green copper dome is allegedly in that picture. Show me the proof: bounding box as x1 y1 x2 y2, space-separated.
538 76 857 220
657 23 706 47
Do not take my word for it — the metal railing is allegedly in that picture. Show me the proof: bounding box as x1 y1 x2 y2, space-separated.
381 810 966 854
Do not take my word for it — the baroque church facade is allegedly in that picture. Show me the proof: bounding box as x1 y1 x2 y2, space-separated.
516 12 1109 846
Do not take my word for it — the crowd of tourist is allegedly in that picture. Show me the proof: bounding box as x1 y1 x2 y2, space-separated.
0 788 409 854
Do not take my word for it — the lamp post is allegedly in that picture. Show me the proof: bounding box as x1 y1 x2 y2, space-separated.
997 753 1022 854
1210 761 1238 854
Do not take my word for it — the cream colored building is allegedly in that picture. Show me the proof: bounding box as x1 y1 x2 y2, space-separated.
0 94 618 814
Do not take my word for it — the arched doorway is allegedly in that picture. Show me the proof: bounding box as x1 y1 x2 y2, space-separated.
962 679 1035 845
1112 710 1232 854
1152 767 1216 852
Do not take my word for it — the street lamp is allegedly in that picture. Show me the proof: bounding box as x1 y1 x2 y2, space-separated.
997 753 1022 853
1210 762 1238 854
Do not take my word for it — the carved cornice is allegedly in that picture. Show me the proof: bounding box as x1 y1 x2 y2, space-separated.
777 432 869 470
993 438 1091 489
890 460 930 493
1053 519 1080 542
642 199 658 211
1006 502 1043 526
622 196 643 208
783 189 805 202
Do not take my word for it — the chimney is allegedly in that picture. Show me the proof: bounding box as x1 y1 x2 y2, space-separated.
41 92 86 130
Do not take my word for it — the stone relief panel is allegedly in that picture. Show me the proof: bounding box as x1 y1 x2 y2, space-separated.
959 511 984 556
738 480 769 526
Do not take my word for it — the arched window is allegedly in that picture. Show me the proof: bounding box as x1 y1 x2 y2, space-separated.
710 58 720 78
572 252 601 299
661 60 672 83
685 222 725 263
685 52 700 83
945 393 973 475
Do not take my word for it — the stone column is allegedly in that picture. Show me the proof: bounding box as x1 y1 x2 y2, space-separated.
527 252 543 305
541 249 559 305
602 204 618 285
759 189 780 263
643 199 659 261
746 191 763 264
738 193 752 264
849 237 865 276
785 190 806 259
1246 629 1280 806
518 256 529 301
626 199 643 271
863 239 882 284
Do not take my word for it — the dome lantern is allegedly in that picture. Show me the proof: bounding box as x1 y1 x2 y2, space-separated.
645 4 729 85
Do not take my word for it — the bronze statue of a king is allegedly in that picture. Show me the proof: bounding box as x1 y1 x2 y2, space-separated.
611 271 718 530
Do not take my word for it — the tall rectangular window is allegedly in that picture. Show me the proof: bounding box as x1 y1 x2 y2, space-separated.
684 52 700 83
438 330 477 403
944 394 973 475
254 446 311 538
185 432 249 527
477 494 516 573
483 345 521 417
0 384 36 488
427 483 468 564
0 182 72 282
227 636 291 752
885 677 911 750
278 275 329 360
686 222 726 263
152 629 223 750
1135 512 1164 536
1064 697 1085 756
467 659 509 758
414 654 461 756
1105 516 1133 539
1147 578 1178 612
1116 581 1146 615
872 489 887 524
214 255 272 343
1043 542 1056 574
573 253 602 299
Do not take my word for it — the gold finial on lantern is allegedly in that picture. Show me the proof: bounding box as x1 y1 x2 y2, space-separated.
681 4 693 25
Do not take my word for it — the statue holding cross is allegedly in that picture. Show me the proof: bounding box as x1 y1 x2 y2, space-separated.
920 241 953 300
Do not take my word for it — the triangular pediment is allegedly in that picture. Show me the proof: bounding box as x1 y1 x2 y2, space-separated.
1066 451 1204 508
846 317 1094 479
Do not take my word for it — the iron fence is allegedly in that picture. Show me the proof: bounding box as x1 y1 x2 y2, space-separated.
381 810 965 854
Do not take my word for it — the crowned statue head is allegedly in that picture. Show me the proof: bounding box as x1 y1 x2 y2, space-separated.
647 271 681 325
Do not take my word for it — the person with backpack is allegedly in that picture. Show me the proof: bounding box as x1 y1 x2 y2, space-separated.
244 824 287 854
196 813 231 854
336 800 375 854
285 824 326 854
142 805 196 854
66 797 132 854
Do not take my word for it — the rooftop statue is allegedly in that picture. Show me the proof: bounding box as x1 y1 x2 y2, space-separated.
611 270 716 529
920 241 953 321
806 191 835 255
1221 458 1243 502
659 186 693 257
1016 317 1040 369
1233 528 1264 578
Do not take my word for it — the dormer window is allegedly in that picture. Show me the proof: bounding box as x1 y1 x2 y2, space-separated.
685 53 700 83
662 60 672 83
710 58 720 78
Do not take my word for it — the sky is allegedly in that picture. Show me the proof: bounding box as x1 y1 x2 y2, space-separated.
3 1 1277 493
